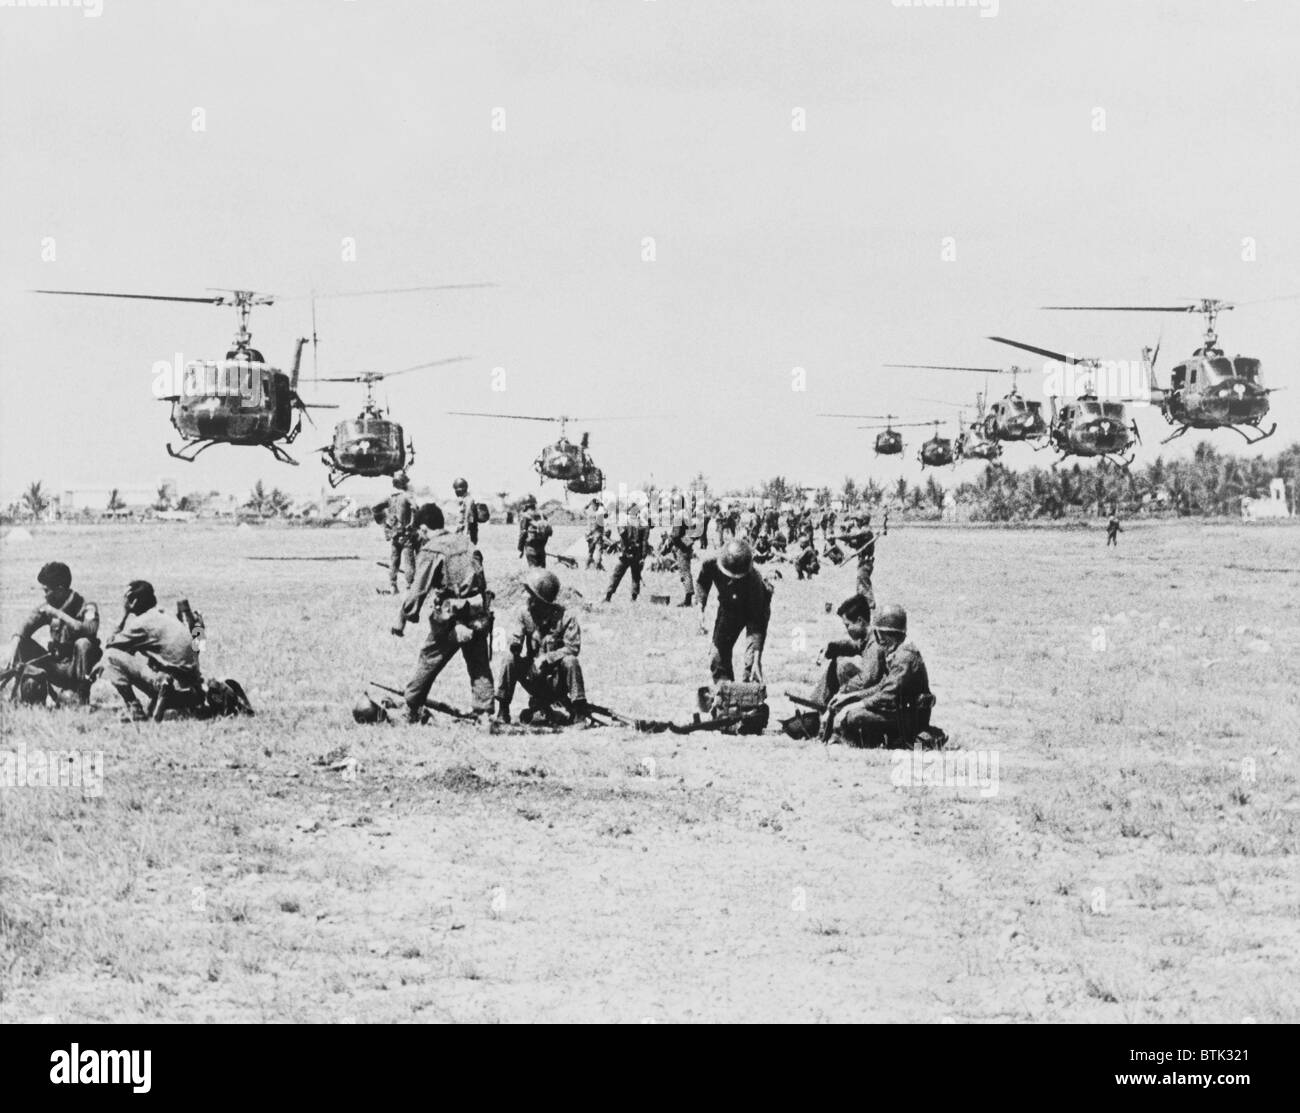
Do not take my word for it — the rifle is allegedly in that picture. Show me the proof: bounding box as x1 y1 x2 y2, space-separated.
368 681 476 722
577 701 674 733
785 691 827 712
668 712 747 735
552 552 578 569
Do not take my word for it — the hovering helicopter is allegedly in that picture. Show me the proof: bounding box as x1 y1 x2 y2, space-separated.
988 336 1143 468
34 287 338 463
917 421 955 468
886 362 1048 443
817 413 939 456
1042 298 1281 444
306 356 472 487
916 396 1004 463
447 412 607 493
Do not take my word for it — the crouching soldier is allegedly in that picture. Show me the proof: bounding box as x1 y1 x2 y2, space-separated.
697 539 773 682
2 561 101 705
494 569 587 724
824 604 930 747
809 595 884 706
794 536 820 580
100 580 199 720
393 503 494 727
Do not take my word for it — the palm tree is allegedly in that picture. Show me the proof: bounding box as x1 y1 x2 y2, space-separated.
245 480 268 515
106 488 126 513
23 481 50 521
153 483 173 511
267 487 293 517
839 477 859 507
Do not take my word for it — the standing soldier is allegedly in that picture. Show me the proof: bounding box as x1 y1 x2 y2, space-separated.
696 539 773 683
494 569 588 724
517 495 552 567
383 471 417 594
2 561 101 705
452 477 478 546
667 494 696 607
392 503 494 727
1106 511 1122 547
584 499 608 570
740 503 759 541
604 503 651 602
839 514 878 609
721 502 739 543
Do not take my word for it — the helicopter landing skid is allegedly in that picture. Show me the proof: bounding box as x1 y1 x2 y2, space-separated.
1159 424 1191 445
326 468 351 489
1101 452 1135 471
167 439 221 463
1228 421 1277 445
265 442 300 466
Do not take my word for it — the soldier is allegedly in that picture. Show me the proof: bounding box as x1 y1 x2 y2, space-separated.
720 502 740 543
740 503 760 541
392 503 494 727
763 504 781 536
1106 511 1122 547
826 604 930 748
838 514 877 609
752 532 774 564
667 494 696 607
604 503 651 602
771 529 789 554
494 569 587 724
2 561 100 705
696 539 772 683
810 595 885 705
383 471 417 594
452 476 478 545
794 535 820 580
517 495 552 568
99 580 199 720
584 499 607 570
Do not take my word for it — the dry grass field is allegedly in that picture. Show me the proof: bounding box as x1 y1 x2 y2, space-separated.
1 517 1297 1023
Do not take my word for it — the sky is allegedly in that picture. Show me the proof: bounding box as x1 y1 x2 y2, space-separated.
3 0 1299 507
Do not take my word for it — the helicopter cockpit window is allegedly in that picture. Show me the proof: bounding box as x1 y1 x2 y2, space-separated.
1101 402 1124 419
1079 401 1103 417
1233 358 1261 382
1006 397 1027 412
1202 357 1235 382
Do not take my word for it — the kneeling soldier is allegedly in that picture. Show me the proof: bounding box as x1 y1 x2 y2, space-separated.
393 503 494 726
100 580 199 720
826 604 930 747
3 561 101 704
495 569 586 724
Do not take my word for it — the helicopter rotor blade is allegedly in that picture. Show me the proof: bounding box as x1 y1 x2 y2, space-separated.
884 363 1007 373
302 283 496 300
987 336 1094 365
373 355 474 379
446 411 567 423
33 289 223 304
1041 305 1195 313
817 413 898 420
304 356 474 384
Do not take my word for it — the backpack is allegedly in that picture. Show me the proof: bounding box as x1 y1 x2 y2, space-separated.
203 678 255 718
699 682 769 735
434 535 492 633
474 502 491 523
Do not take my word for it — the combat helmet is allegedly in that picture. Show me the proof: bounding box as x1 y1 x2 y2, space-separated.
523 568 561 606
872 604 907 637
352 696 388 724
718 539 754 578
452 477 469 496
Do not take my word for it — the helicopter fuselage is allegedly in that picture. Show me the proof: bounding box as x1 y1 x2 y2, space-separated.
1164 353 1271 430
325 411 409 478
874 431 904 456
919 438 953 468
169 356 297 446
535 439 587 481
987 395 1047 441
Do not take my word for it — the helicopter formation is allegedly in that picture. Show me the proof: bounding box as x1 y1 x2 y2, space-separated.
815 296 1283 471
31 286 1286 483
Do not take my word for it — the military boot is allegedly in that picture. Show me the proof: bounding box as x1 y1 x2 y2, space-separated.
677 593 694 608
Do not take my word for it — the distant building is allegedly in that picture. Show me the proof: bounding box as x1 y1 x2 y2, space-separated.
1241 478 1292 521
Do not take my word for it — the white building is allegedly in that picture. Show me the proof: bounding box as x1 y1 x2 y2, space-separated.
1241 478 1292 521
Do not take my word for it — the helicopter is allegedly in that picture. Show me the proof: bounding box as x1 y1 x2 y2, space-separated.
988 336 1143 468
447 412 607 493
917 421 955 468
34 287 338 463
916 394 1005 463
886 362 1048 443
306 356 472 487
817 413 939 456
1042 298 1281 444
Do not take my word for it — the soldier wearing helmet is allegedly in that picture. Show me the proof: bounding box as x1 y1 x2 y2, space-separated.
392 502 495 727
452 477 478 545
100 580 200 720
836 513 878 609
517 496 552 568
667 492 696 607
494 568 587 724
825 603 931 747
695 539 773 683
381 470 417 594
2 561 101 705
584 499 607 571
604 502 651 602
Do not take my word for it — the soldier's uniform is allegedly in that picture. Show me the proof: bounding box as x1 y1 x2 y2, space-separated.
740 507 760 540
668 506 696 605
385 489 417 591
840 522 877 608
696 560 772 682
1106 516 1122 546
837 639 930 745
518 509 552 568
764 508 780 536
398 528 494 720
752 534 774 564
495 604 585 715
605 512 651 601
100 607 198 702
811 636 886 706
11 589 101 700
721 507 739 542
794 540 820 580
455 493 479 545
585 505 607 570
